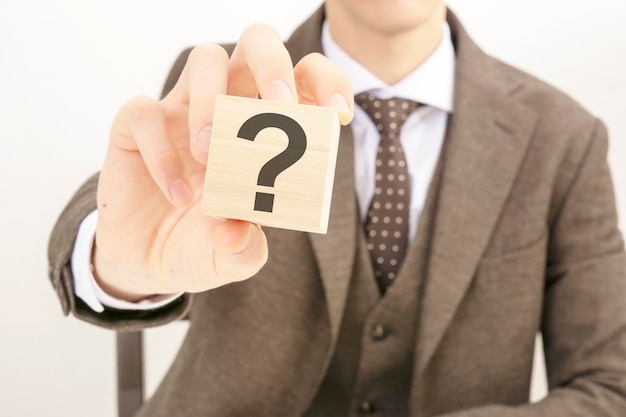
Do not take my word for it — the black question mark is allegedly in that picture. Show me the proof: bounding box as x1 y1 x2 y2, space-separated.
237 113 307 212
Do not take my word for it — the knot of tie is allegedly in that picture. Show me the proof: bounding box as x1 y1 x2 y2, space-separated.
354 93 420 137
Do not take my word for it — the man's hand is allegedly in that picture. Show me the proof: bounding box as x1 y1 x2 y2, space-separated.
93 24 354 301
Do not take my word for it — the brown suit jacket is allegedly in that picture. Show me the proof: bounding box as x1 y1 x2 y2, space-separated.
48 7 626 417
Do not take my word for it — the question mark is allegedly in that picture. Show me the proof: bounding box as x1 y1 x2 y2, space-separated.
237 113 307 212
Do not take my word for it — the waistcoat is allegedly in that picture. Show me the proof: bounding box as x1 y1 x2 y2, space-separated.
304 155 444 417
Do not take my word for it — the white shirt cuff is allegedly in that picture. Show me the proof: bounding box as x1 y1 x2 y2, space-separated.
71 210 183 313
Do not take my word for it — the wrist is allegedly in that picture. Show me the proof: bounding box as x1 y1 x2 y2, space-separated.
92 245 165 302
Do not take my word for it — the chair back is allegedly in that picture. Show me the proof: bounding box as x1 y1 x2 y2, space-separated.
117 331 144 417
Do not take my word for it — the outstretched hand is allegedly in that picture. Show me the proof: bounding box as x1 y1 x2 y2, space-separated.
93 24 354 301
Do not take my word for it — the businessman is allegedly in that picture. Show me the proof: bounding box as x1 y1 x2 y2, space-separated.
48 1 626 416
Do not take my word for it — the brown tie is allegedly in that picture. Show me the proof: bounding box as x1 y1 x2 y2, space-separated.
355 93 420 294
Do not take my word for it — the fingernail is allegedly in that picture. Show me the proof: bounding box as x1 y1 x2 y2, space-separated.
233 224 254 254
169 179 193 206
196 126 212 153
327 93 350 113
267 80 294 101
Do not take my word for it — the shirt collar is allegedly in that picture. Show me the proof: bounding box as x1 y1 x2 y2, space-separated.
321 20 455 113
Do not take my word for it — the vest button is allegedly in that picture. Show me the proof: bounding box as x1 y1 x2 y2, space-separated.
358 400 376 414
370 323 388 341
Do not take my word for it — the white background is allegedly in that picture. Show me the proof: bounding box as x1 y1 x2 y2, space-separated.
1 1 624 416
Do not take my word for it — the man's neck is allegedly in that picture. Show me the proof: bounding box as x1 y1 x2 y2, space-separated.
325 3 446 86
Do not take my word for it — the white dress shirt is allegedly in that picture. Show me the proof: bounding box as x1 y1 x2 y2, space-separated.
322 21 454 239
72 21 455 312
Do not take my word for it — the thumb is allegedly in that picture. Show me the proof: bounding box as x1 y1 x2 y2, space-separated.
213 220 268 282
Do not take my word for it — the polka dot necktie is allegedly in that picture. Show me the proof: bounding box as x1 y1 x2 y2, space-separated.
355 93 420 294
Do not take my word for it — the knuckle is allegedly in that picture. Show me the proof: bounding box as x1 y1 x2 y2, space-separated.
298 52 336 75
189 43 229 63
123 95 161 123
149 147 182 187
113 96 161 140
150 146 177 165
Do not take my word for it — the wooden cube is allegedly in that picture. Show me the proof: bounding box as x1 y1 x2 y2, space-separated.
202 95 341 234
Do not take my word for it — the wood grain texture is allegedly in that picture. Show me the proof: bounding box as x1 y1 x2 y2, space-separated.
202 95 341 233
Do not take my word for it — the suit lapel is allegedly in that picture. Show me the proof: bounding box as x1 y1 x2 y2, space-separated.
413 11 539 379
309 126 359 347
283 6 540 378
286 8 359 347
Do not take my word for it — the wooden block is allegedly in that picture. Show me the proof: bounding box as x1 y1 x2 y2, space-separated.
202 95 341 234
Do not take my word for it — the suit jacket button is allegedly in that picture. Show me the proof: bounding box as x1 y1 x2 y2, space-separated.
370 324 388 341
358 400 375 414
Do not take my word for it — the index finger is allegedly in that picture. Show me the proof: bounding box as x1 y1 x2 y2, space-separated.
165 43 230 163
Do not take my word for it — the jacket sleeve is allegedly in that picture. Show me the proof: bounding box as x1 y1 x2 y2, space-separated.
46 48 196 332
47 170 193 332
46 42 241 331
439 120 626 415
